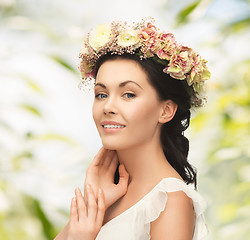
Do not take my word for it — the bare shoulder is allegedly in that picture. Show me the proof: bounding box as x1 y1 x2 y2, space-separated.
150 191 195 240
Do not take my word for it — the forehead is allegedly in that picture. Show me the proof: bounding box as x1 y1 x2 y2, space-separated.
95 58 149 85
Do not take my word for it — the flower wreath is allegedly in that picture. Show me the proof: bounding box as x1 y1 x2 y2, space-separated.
78 18 211 107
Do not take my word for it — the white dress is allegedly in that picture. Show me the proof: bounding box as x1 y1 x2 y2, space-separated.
96 178 208 240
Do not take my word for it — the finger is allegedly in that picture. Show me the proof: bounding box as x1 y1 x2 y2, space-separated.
117 164 129 194
84 180 98 201
83 183 98 209
108 152 119 175
75 187 87 222
70 196 78 224
86 184 98 221
91 147 108 166
103 150 115 168
96 188 105 226
83 184 88 213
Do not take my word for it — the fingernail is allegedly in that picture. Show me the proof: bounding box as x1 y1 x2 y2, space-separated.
76 187 81 193
86 184 91 189
98 188 102 194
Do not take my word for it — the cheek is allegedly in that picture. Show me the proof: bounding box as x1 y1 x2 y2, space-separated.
92 103 101 125
127 100 160 126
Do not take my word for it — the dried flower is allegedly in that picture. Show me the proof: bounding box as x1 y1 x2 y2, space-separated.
78 18 211 107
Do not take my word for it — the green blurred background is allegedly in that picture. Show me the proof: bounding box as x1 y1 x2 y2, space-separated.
0 0 250 239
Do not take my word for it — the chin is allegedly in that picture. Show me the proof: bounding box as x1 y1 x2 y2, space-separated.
101 139 126 151
101 142 118 151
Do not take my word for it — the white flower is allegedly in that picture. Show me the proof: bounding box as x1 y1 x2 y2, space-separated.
89 24 111 51
117 29 140 47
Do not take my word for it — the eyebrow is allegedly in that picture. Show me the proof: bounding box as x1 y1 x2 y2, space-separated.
95 80 143 89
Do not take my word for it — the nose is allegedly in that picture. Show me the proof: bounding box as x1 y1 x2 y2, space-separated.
103 96 117 115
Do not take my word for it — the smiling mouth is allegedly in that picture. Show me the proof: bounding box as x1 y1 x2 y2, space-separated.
102 124 126 129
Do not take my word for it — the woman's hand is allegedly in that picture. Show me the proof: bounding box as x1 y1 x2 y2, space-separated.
84 147 129 210
54 184 105 240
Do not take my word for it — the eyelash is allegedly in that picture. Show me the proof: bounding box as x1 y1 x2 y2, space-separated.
124 93 136 99
95 92 136 99
95 93 107 99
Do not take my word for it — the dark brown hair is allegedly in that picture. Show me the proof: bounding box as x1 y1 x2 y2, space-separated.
94 53 197 188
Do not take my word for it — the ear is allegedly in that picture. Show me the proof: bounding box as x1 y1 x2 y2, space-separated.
158 100 177 124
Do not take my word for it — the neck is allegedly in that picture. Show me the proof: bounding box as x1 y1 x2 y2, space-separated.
116 138 173 186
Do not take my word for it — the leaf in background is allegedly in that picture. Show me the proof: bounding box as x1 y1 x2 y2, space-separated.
19 74 44 94
217 203 239 223
25 195 56 240
176 0 202 26
191 112 210 132
223 17 250 33
50 55 77 73
35 133 76 145
19 103 41 117
12 151 33 170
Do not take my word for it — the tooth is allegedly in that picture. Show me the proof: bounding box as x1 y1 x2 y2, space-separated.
103 124 124 128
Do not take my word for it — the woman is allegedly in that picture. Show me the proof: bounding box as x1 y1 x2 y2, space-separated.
55 18 209 240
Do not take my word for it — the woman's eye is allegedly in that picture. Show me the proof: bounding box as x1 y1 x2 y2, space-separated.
124 93 135 99
95 93 107 99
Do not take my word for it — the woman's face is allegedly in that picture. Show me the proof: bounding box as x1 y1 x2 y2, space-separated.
92 58 164 150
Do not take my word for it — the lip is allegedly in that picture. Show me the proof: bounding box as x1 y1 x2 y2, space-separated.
101 121 126 126
101 121 126 133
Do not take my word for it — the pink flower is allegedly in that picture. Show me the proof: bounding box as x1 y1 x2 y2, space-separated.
139 22 157 41
186 53 211 91
138 23 159 57
79 57 95 78
157 33 177 60
163 46 193 80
